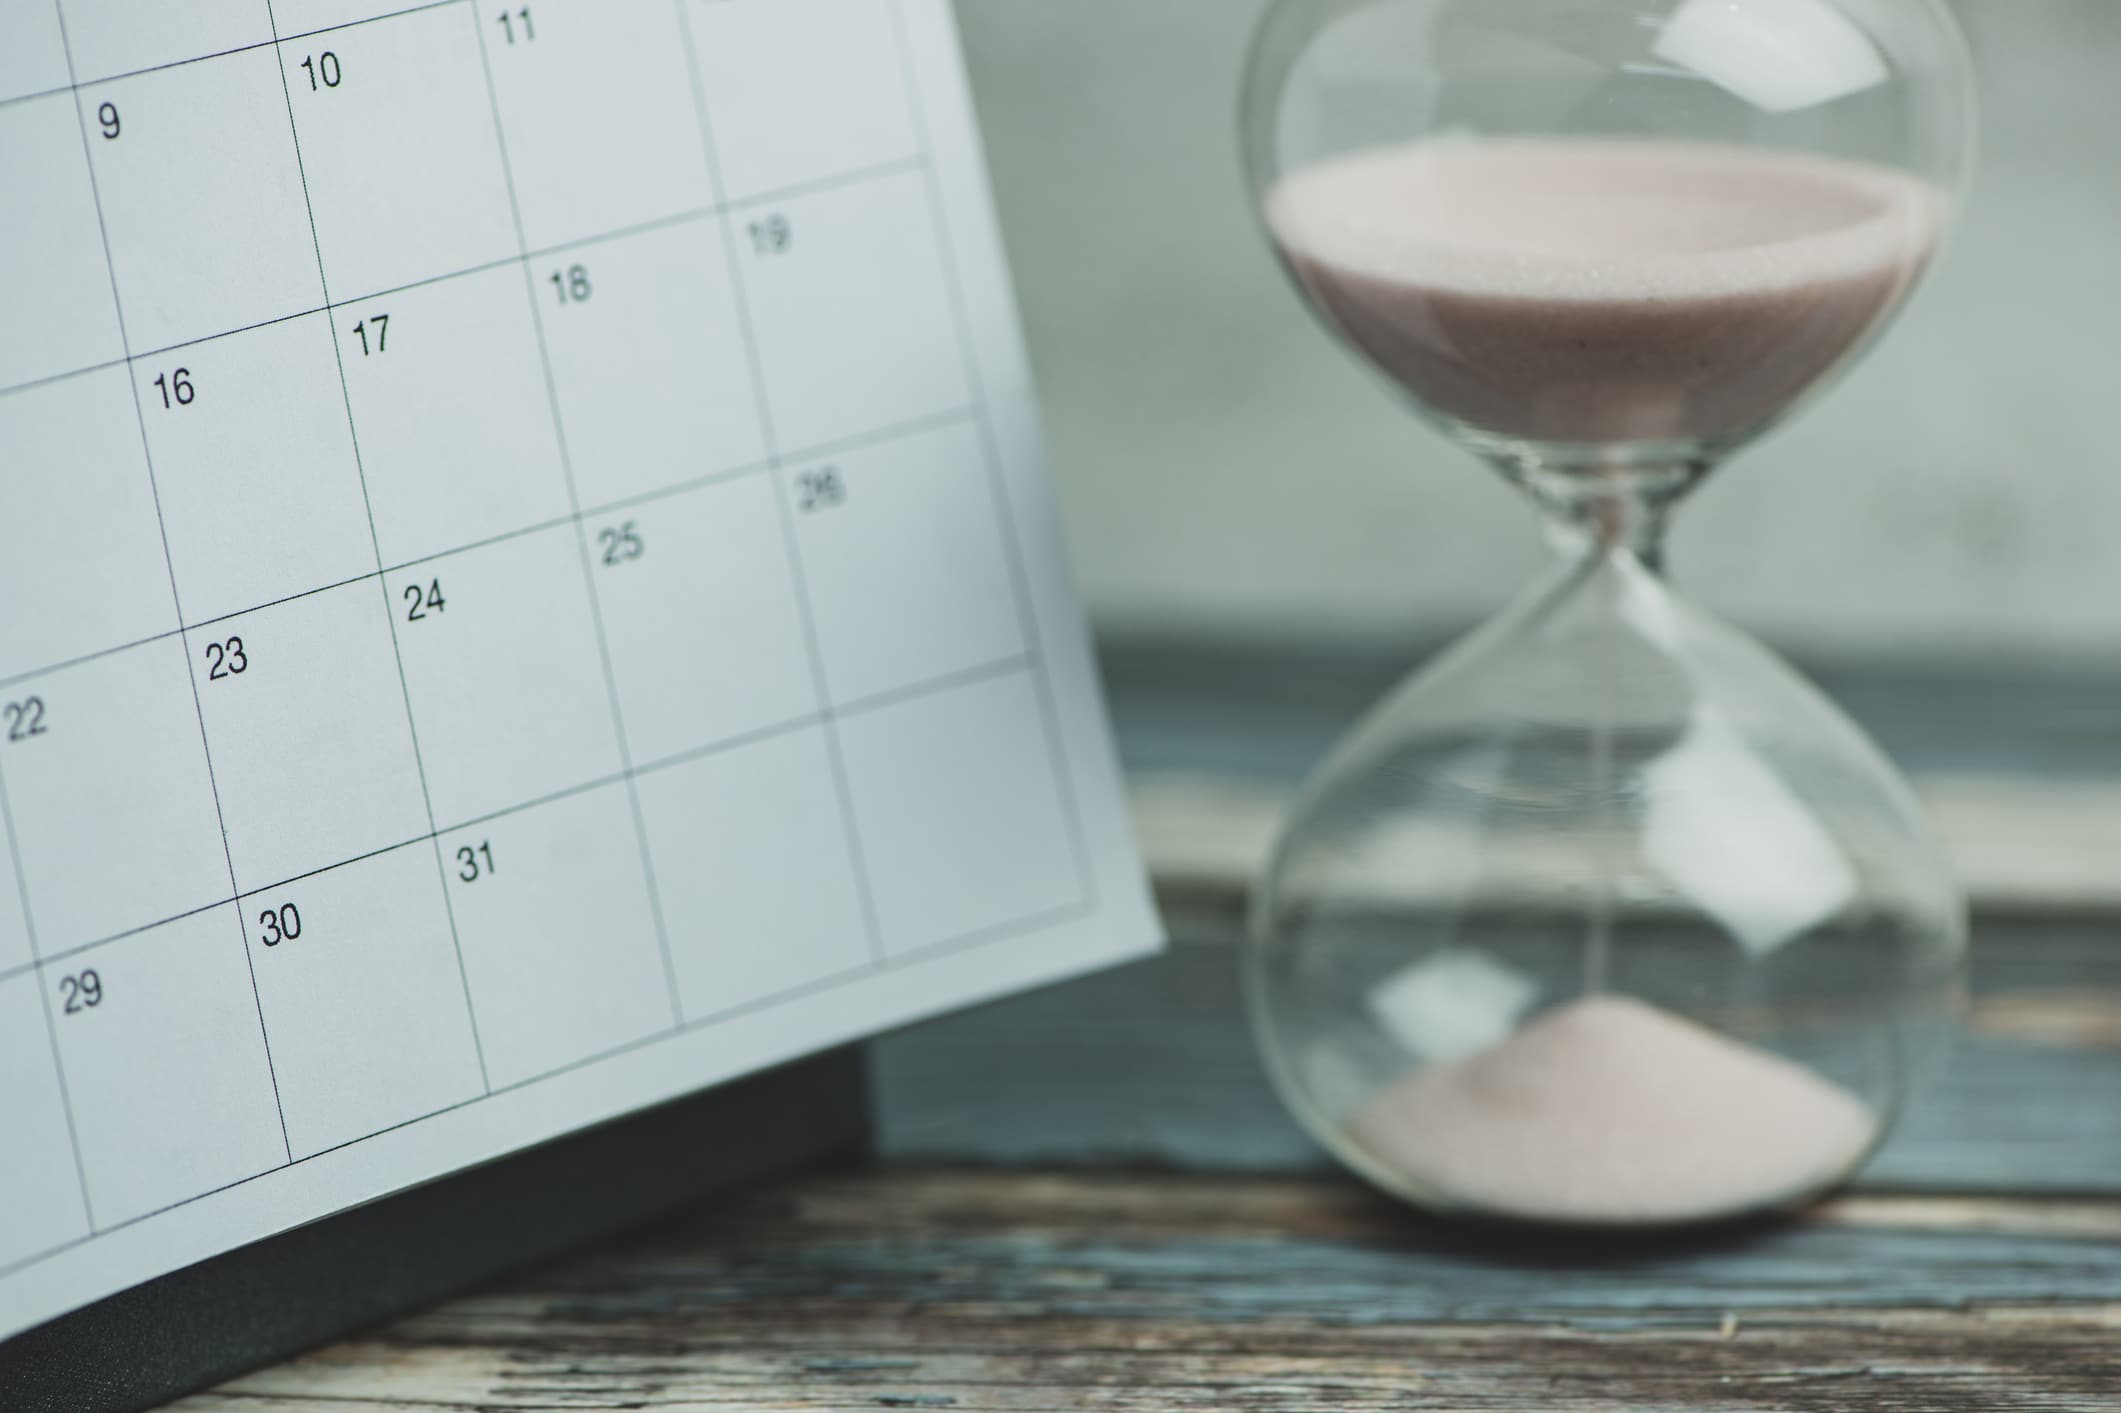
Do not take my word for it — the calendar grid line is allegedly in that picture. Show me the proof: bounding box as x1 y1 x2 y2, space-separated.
0 404 982 692
0 81 77 113
4 0 1129 1306
262 0 495 1096
21 0 472 105
467 5 686 1033
49 0 299 1176
0 651 1044 987
883 0 1103 914
672 0 891 976
0 888 1102 1288
0 156 933 406
0 713 98 1236
9 892 235 978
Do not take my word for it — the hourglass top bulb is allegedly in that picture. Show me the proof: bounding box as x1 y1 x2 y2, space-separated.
1245 0 1974 465
1266 139 1940 450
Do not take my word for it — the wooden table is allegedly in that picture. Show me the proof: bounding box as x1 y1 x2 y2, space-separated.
168 645 2121 1412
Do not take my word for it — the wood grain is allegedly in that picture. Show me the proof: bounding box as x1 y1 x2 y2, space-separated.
158 645 2121 1409
170 1170 2121 1412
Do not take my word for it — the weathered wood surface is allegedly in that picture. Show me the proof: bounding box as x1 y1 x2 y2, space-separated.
875 904 2121 1193
172 1171 2121 1412
163 647 2121 1409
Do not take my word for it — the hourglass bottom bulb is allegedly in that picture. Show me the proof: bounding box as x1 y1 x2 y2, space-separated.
1339 995 1876 1225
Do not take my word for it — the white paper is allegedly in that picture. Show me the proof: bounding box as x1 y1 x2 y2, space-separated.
0 0 1158 1343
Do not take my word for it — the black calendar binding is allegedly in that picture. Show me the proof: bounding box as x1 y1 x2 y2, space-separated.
0 1047 868 1413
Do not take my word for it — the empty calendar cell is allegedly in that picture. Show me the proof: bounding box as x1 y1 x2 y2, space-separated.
51 904 287 1230
142 313 377 626
280 5 519 301
593 474 817 768
443 782 671 1089
247 842 483 1158
0 971 89 1269
686 0 921 202
58 0 272 84
839 669 1078 956
271 1 455 45
192 580 431 892
388 525 624 829
538 218 767 509
791 419 1023 706
0 97 125 392
637 725 870 1020
0 819 29 977
734 168 970 451
81 46 324 352
477 0 713 250
0 368 176 680
0 4 68 104
339 264 571 567
3 637 232 954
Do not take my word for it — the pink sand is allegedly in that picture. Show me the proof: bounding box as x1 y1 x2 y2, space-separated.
1346 995 1877 1225
1267 139 1941 447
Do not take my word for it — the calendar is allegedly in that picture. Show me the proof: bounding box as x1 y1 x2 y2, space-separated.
0 0 1156 1343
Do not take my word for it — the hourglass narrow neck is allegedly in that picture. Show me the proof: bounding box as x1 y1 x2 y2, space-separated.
1513 457 1707 576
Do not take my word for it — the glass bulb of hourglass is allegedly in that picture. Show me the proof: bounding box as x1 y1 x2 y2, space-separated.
1240 0 1975 1224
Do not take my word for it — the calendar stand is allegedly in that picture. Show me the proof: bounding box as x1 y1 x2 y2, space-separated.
0 0 1157 1369
0 1046 868 1413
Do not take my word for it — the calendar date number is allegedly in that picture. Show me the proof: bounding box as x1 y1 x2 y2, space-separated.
797 466 845 512
550 264 592 305
3 697 48 742
204 636 248 680
153 368 195 409
299 52 343 91
59 969 103 1014
350 313 390 356
457 840 496 883
258 903 302 948
598 521 644 566
749 214 792 256
405 578 446 621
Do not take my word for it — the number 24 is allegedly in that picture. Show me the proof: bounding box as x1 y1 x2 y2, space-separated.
405 578 446 621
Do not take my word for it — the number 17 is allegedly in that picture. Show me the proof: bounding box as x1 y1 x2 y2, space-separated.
351 313 389 356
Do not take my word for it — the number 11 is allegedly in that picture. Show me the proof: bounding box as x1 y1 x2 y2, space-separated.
497 6 534 43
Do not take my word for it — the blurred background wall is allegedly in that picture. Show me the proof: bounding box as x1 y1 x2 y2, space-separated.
955 0 2121 664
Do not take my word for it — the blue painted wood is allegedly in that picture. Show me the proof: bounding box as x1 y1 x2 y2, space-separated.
872 907 2121 1193
1100 636 2121 786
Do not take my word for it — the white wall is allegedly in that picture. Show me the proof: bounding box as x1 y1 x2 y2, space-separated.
958 0 2121 661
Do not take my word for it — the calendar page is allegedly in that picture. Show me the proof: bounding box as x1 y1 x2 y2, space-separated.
0 0 1157 1342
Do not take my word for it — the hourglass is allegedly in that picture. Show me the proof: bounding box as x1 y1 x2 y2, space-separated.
1241 0 1976 1226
